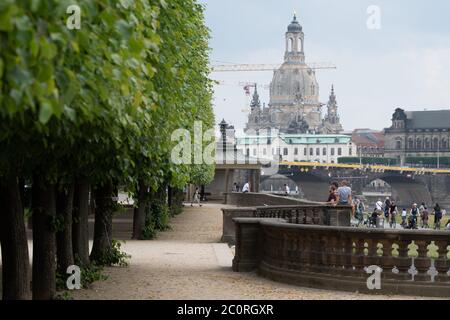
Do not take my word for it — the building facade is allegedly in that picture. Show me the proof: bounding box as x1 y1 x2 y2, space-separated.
351 129 385 159
236 133 356 164
245 14 343 135
384 108 450 166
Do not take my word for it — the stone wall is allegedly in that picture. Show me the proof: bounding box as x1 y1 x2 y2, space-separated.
222 204 352 245
233 218 450 297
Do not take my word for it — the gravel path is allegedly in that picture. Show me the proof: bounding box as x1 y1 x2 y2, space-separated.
71 203 432 300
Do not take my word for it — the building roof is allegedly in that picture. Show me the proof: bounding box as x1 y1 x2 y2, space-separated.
351 129 385 148
236 134 352 145
405 110 450 129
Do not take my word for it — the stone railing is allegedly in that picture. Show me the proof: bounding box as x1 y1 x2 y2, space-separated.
233 218 450 297
224 192 320 207
222 204 351 244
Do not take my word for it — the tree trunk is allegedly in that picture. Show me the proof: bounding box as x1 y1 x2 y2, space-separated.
31 177 56 300
0 177 31 300
90 181 114 264
72 179 90 267
56 184 75 274
132 179 147 240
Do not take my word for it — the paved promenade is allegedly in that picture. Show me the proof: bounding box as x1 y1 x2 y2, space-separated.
70 203 431 300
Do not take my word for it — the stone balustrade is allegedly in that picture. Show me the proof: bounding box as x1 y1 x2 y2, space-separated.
222 204 351 244
233 218 450 297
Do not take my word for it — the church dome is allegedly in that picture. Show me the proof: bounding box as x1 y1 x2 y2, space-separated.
269 63 319 106
287 14 302 32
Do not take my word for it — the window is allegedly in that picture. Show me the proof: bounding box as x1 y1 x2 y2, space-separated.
310 148 314 156
416 138 422 150
349 147 352 156
338 148 342 156
425 138 431 149
246 149 250 157
395 140 402 150
433 138 439 150
304 148 307 156
294 148 298 155
331 148 335 156
323 148 327 156
316 148 320 156
253 149 257 156
408 139 414 150
263 148 267 156
283 148 288 156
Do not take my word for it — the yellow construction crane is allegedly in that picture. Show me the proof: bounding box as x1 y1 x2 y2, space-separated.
210 62 337 72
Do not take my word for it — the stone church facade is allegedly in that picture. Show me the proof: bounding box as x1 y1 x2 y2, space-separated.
245 15 343 135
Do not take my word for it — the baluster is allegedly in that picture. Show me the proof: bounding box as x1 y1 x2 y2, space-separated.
363 239 378 270
380 239 395 279
434 240 450 282
352 238 366 275
414 240 430 282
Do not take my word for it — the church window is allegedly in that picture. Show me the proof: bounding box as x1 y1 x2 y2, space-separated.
425 138 431 149
395 140 402 150
433 137 439 150
288 38 294 52
299 38 303 52
408 138 414 150
416 138 422 150
442 138 448 150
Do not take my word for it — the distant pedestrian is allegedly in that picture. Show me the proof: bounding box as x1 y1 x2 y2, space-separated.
401 208 407 227
375 199 384 216
434 203 443 230
421 206 429 229
384 197 391 219
191 187 202 207
232 182 238 192
284 184 290 195
242 182 250 193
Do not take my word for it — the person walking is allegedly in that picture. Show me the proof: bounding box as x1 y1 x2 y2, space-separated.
384 197 391 219
191 187 202 207
434 203 443 230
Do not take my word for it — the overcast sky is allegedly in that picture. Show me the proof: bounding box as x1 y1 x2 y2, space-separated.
200 0 450 132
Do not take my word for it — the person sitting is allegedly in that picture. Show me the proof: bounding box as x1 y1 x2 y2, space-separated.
242 182 250 193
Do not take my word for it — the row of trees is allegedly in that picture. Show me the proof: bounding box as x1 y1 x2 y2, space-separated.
0 0 214 300
338 157 399 166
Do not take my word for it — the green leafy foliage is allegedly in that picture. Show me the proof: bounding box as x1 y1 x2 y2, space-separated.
338 157 399 166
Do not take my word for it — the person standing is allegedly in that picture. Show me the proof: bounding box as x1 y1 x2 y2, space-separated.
409 203 419 229
242 182 250 193
389 200 397 228
232 182 238 193
384 197 391 219
191 187 202 207
434 203 443 230
401 208 407 228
